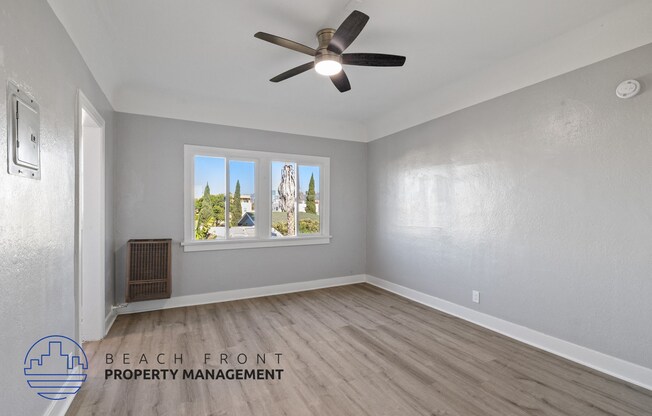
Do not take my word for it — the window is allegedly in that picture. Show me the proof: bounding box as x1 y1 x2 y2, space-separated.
298 165 321 235
271 163 321 237
229 160 255 239
193 156 226 240
183 145 330 251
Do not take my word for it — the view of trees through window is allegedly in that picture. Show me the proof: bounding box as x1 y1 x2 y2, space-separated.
298 165 320 234
271 162 320 237
194 156 226 240
193 156 255 240
229 160 255 238
193 154 321 241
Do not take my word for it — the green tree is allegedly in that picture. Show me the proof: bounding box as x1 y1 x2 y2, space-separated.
272 221 288 236
306 174 316 214
202 183 211 202
230 180 242 226
210 194 226 224
196 183 214 239
299 218 319 234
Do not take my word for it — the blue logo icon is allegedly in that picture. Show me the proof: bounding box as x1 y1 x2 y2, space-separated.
24 335 88 400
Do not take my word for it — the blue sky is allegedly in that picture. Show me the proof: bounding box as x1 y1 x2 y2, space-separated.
271 162 320 193
195 157 255 197
229 160 255 195
195 156 225 197
195 157 318 198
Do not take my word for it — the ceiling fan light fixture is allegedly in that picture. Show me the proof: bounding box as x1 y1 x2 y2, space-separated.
314 50 342 76
315 59 342 76
255 10 406 92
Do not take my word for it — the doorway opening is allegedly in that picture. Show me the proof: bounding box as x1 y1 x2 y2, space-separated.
76 90 106 342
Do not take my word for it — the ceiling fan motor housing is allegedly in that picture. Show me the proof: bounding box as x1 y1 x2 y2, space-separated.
317 28 336 48
315 28 341 65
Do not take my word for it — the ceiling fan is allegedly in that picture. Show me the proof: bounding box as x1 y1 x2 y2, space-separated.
254 10 406 93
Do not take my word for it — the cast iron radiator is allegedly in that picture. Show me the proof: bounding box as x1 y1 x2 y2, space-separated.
126 239 172 302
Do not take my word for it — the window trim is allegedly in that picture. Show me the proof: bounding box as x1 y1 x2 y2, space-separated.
182 144 330 252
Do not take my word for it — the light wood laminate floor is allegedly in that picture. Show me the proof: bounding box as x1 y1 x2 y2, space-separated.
69 284 652 415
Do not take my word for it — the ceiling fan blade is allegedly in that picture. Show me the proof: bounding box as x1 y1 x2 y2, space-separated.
327 10 369 54
342 53 406 67
254 32 316 56
330 70 351 93
270 62 315 82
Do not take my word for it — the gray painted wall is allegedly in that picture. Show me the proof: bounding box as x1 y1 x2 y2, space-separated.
2 5 650 415
0 0 114 414
367 43 652 368
113 112 366 303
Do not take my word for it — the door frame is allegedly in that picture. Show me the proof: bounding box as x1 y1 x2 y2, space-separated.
75 89 106 342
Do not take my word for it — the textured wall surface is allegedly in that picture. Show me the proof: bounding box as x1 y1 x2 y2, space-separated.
367 43 652 368
0 1 114 414
113 112 366 302
2 6 651 416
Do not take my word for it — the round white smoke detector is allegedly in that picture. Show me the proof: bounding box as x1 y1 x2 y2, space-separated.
616 79 641 99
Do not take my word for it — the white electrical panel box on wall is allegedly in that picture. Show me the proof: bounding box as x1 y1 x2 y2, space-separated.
7 81 41 179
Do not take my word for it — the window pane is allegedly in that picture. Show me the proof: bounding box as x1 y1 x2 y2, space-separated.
298 165 320 234
271 161 297 237
194 156 226 240
229 160 255 238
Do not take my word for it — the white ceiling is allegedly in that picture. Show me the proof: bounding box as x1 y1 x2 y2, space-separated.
48 0 652 142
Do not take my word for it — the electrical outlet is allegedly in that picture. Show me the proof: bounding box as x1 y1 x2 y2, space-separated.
472 290 480 304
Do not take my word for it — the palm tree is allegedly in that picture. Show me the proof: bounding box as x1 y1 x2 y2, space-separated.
278 165 296 236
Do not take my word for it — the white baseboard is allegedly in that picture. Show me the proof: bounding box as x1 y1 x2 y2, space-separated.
104 308 118 336
119 274 366 315
365 274 652 391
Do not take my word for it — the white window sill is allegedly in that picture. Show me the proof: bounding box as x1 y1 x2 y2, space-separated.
181 236 332 252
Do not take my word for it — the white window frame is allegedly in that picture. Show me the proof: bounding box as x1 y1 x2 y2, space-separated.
182 144 330 252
